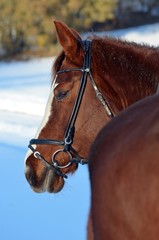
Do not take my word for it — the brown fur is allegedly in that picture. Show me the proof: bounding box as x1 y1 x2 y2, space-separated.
89 93 159 239
25 21 159 195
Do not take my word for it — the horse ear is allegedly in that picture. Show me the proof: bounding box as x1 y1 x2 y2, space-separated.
54 20 81 59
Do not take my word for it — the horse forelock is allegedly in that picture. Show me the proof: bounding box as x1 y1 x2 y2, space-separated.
52 50 65 84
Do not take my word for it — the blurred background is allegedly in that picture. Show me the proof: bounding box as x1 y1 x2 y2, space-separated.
1 0 159 60
0 0 159 240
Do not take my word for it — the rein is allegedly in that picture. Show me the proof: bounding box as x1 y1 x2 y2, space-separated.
28 40 113 179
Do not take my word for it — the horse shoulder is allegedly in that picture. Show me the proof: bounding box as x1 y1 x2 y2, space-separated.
89 94 159 239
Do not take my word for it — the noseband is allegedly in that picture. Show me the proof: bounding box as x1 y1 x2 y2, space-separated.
28 40 113 179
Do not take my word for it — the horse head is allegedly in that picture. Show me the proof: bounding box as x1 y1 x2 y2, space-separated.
24 21 111 193
25 21 159 194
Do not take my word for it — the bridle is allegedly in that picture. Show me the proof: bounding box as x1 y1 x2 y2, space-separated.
28 40 113 179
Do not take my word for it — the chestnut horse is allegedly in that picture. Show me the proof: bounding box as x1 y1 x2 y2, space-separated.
89 93 159 239
25 20 159 194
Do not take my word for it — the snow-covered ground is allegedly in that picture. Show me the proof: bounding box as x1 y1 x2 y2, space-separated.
0 23 159 240
0 58 53 147
96 22 159 46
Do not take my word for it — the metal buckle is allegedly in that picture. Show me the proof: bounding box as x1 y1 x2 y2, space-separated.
33 151 41 158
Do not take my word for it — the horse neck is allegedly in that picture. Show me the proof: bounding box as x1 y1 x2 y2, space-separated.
92 38 159 114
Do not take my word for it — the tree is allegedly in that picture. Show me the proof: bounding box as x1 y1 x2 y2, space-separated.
0 0 117 58
46 0 117 31
0 0 33 55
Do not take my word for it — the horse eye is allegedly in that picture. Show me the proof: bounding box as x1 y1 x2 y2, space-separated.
56 90 69 101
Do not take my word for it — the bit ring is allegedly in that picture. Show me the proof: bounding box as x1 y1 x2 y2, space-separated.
52 149 72 169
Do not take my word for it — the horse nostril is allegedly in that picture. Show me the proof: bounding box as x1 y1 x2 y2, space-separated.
25 168 36 186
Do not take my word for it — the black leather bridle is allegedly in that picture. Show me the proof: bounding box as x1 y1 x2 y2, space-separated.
28 40 113 179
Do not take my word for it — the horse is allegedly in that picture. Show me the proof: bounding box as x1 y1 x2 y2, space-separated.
88 93 159 239
25 20 159 194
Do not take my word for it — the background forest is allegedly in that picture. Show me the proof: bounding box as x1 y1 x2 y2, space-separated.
0 0 159 59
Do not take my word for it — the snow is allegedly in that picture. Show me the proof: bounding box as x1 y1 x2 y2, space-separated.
0 57 52 147
0 23 159 240
106 22 159 46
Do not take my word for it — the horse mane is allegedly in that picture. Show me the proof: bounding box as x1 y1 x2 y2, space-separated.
91 34 158 50
91 35 159 88
52 50 65 83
